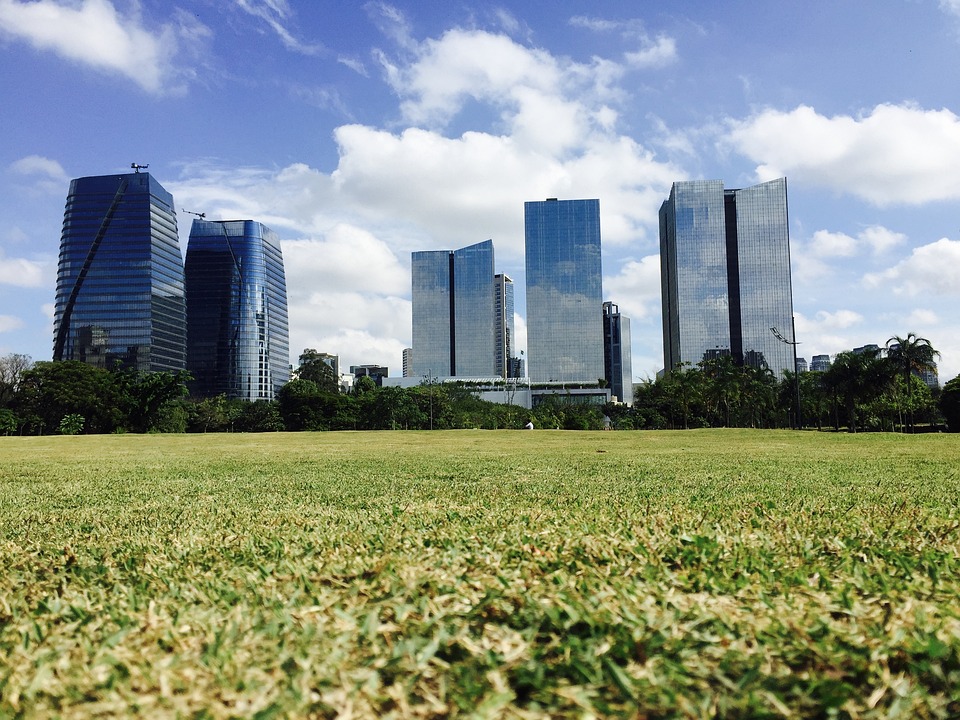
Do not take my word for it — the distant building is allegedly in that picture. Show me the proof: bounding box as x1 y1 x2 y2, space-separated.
796 357 809 373
54 171 186 372
852 344 881 355
402 348 413 378
659 178 795 379
411 240 496 378
494 273 516 378
351 364 389 386
525 198 604 383
603 301 633 404
810 354 831 372
186 219 289 400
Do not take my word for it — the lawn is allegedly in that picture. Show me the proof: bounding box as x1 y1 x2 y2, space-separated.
1 430 959 718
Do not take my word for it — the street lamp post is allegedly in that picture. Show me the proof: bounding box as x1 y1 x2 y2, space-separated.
771 319 802 429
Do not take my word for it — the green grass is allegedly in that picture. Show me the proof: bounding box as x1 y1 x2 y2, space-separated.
1 430 959 718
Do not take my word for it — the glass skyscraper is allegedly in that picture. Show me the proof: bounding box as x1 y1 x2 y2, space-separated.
659 177 795 378
524 198 604 383
603 301 633 404
494 273 515 378
411 239 495 378
53 171 185 372
185 220 289 400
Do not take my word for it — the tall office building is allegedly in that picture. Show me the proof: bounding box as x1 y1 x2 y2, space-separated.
494 273 515 378
659 178 794 378
402 348 414 377
53 171 185 372
185 220 289 400
525 198 604 383
411 240 495 378
603 302 633 404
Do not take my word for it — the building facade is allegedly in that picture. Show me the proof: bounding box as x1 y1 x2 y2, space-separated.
54 171 186 372
603 301 633 404
525 198 604 383
185 219 289 400
402 348 413 377
659 178 795 378
494 273 516 378
411 240 496 378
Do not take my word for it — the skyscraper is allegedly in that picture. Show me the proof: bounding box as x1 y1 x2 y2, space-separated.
185 219 289 400
603 301 633 404
524 198 604 383
494 273 515 378
411 240 495 378
54 171 185 372
659 178 794 378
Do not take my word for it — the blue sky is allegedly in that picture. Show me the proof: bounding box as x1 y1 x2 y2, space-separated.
3 0 960 382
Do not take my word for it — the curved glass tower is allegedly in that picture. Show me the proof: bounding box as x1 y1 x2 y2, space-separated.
185 220 290 400
53 172 185 371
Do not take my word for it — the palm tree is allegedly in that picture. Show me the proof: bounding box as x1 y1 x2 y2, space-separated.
886 334 940 432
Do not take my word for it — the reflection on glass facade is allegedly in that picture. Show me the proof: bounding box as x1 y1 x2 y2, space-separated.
411 240 495 378
603 302 633 404
185 220 289 400
525 198 604 383
53 172 185 372
494 273 515 378
660 178 794 378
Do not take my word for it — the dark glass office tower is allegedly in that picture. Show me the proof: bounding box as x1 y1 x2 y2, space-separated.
525 198 604 383
185 220 289 400
659 177 794 378
494 273 515 378
603 301 633 404
53 172 185 371
411 240 495 378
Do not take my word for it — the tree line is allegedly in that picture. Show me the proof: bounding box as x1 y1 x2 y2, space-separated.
2 334 958 435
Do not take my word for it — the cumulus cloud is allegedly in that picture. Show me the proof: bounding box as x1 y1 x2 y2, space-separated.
941 0 960 18
602 255 661 322
0 315 24 333
0 0 202 93
863 238 960 295
168 14 684 368
727 104 960 205
0 250 45 288
807 225 905 258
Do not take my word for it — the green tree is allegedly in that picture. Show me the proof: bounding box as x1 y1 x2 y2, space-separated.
886 333 940 432
114 367 192 432
296 349 340 394
823 349 894 432
0 353 32 407
15 361 124 434
939 375 960 432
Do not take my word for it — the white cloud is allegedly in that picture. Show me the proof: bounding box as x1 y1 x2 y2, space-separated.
625 36 677 69
863 238 960 295
904 308 939 326
809 230 857 258
0 315 24 333
941 0 960 18
727 103 960 205
233 0 321 55
807 225 905 259
10 155 67 182
0 250 45 288
812 309 864 330
0 0 193 93
602 255 661 321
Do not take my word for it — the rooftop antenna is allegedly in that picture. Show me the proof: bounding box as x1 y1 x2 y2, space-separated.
131 163 149 173
183 209 206 219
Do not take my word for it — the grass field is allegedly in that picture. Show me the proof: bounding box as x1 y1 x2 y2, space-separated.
1 429 959 718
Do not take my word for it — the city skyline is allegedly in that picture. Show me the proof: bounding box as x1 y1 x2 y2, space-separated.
3 2 960 381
